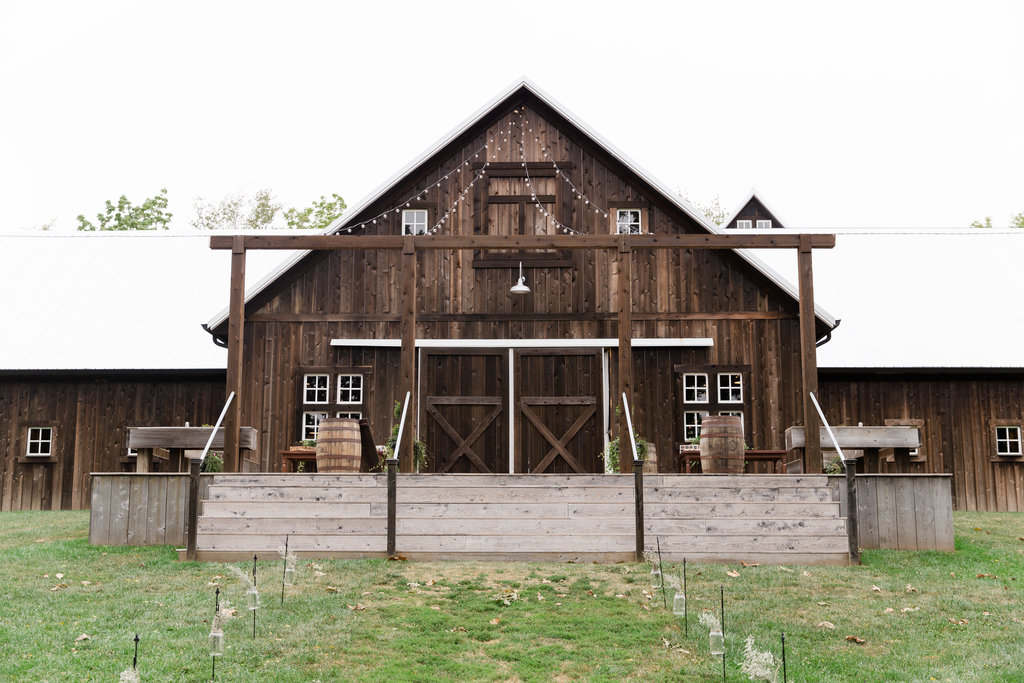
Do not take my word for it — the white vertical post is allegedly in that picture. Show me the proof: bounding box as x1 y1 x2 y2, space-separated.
622 392 639 461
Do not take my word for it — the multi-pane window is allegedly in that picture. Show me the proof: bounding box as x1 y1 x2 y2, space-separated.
304 374 330 404
684 411 709 442
616 209 641 234
26 427 53 456
718 373 743 403
683 373 709 403
302 411 329 441
336 411 362 420
996 426 1022 455
337 374 363 404
402 209 428 235
756 219 772 229
736 219 752 229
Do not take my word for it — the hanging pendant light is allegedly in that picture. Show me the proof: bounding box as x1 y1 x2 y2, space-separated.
510 261 530 294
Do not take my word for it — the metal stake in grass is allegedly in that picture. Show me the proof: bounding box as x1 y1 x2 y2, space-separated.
720 586 726 683
251 554 259 639
132 633 139 670
656 537 666 608
781 632 787 683
683 558 688 637
280 535 289 606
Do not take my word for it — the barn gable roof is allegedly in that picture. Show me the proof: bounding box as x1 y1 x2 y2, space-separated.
721 189 790 229
205 78 836 331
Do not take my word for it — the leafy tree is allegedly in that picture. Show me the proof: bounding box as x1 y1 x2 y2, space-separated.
284 193 347 230
191 188 282 231
681 193 727 226
970 213 1023 229
76 189 172 231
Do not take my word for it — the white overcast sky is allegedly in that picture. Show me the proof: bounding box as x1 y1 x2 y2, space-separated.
1 0 1021 233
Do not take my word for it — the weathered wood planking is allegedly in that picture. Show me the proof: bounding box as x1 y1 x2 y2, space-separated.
88 473 205 547
827 474 954 551
2 372 224 511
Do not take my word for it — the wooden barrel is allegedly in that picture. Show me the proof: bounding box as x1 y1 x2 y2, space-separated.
315 418 362 473
699 416 745 474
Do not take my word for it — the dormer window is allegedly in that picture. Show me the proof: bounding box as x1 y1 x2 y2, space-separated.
402 209 428 235
616 209 642 234
736 220 752 229
756 219 772 229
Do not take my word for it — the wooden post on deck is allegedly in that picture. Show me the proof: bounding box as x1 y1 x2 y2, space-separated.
798 236 822 473
185 456 200 561
845 459 861 564
399 238 417 472
633 458 645 561
386 458 398 557
225 236 246 473
617 239 634 474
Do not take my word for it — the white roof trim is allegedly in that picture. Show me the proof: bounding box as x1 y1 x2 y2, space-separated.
207 78 834 330
330 337 714 349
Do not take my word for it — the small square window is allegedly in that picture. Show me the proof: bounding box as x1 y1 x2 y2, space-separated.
302 412 329 441
304 374 330 404
736 219 752 229
756 219 772 229
402 209 428 235
996 426 1022 456
718 373 743 403
336 411 362 420
337 374 363 404
683 374 708 403
684 411 709 442
26 427 53 457
616 209 641 234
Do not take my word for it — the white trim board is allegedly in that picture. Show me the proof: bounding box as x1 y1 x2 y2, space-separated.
330 338 713 349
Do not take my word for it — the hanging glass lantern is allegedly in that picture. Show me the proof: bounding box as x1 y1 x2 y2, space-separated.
209 627 224 657
246 587 261 611
709 628 724 656
672 592 686 616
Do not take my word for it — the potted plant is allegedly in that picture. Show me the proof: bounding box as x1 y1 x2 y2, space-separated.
378 401 429 472
600 432 649 473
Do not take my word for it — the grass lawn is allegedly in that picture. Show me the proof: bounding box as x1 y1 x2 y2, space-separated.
0 511 1021 682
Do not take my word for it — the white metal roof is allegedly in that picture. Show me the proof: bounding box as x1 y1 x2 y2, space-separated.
206 78 835 331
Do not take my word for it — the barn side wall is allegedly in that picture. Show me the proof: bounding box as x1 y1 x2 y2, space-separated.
0 372 224 511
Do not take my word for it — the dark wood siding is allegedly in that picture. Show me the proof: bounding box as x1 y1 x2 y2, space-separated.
0 372 224 511
819 371 1024 512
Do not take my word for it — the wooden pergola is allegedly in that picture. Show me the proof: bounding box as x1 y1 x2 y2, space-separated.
211 233 835 474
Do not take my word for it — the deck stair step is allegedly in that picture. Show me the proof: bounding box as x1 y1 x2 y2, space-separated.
189 473 850 565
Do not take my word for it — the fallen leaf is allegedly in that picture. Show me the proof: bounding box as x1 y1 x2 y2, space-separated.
387 555 408 562
726 570 741 578
662 637 672 647
615 593 626 598
641 603 651 611
905 584 917 593
75 634 90 643
884 607 895 614
845 635 866 644
949 618 969 625
56 573 65 580
802 571 811 577
81 581 91 586
489 618 501 625
50 584 67 591
541 578 551 583
778 566 793 573
325 586 338 593
902 607 918 613
818 621 835 629
449 626 467 632
817 601 828 606
314 571 326 578
555 602 562 606
741 561 760 568
425 579 436 586
407 582 421 588
871 585 882 592
346 603 366 611
950 572 955 578
430 605 440 611
982 611 991 616
536 593 545 602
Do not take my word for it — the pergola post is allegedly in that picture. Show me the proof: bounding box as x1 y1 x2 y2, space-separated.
399 237 417 472
798 235 822 473
225 236 246 473
617 239 633 474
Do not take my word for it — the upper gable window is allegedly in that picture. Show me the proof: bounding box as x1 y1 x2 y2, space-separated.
402 209 428 235
756 219 772 229
736 220 752 229
616 209 642 234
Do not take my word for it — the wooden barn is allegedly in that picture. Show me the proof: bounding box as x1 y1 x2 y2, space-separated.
2 80 1022 518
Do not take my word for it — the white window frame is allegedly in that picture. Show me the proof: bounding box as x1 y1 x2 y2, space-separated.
26 426 53 457
684 411 709 442
736 219 752 229
718 373 743 403
336 374 364 404
615 209 642 234
336 411 363 420
756 219 772 229
303 373 330 404
996 425 1022 456
683 373 709 403
301 411 330 441
402 209 428 236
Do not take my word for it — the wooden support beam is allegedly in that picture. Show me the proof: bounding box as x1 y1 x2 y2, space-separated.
798 235 822 473
210 233 837 251
399 237 417 472
224 237 246 473
617 240 634 474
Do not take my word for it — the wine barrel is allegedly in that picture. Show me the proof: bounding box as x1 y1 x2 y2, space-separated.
315 418 362 473
698 416 745 474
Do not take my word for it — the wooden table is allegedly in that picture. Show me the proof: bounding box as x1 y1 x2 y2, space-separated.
280 449 317 473
682 449 787 473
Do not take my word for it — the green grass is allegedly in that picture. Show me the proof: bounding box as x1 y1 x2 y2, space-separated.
0 512 1021 681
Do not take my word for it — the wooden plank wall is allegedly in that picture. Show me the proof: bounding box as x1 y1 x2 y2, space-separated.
827 474 955 551
1 373 224 512
88 473 206 547
819 373 1024 512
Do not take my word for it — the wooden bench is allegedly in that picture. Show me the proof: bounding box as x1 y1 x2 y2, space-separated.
128 426 258 473
785 426 921 473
